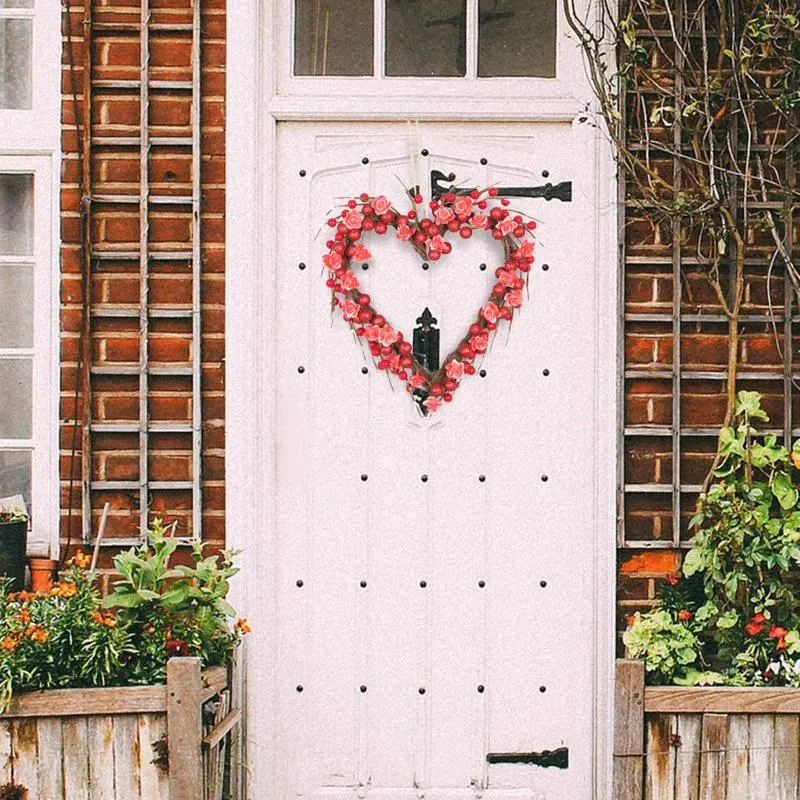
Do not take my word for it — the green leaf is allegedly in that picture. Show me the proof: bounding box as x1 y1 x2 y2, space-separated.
772 472 798 510
736 390 769 421
682 548 706 577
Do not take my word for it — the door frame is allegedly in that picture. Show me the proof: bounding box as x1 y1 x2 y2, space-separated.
225 3 618 797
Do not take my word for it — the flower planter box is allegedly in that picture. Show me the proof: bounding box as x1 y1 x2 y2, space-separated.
614 659 800 800
0 657 238 800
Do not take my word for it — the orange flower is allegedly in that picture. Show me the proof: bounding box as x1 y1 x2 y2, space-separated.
678 609 693 622
144 624 155 635
666 575 679 586
235 618 251 634
92 611 105 625
72 551 91 570
57 582 77 599
1 636 17 652
15 609 30 624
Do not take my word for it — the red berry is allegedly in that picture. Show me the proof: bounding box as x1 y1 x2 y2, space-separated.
375 222 387 234
362 204 374 215
459 226 472 239
447 220 460 232
490 207 503 220
488 188 498 197
470 190 480 200
414 232 426 244
486 322 497 331
443 392 453 402
360 193 369 201
348 199 357 209
499 306 512 320
380 212 393 223
501 198 510 206
325 279 335 288
519 262 530 272
380 346 392 356
378 359 389 370
400 355 413 367
396 215 408 226
327 218 337 227
527 221 537 230
414 194 423 204
429 200 438 210
464 364 476 375
469 323 483 336
356 327 365 336
362 218 375 230
357 309 373 323
441 242 452 254
492 229 503 240
429 251 441 261
408 210 417 220
514 226 525 237
444 379 457 391
514 215 523 223
399 341 412 354
373 315 385 327
350 230 361 241
358 294 370 306
430 384 444 397
478 200 487 209
493 282 504 294
398 370 408 381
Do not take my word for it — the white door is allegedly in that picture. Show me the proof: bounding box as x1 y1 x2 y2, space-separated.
266 120 600 799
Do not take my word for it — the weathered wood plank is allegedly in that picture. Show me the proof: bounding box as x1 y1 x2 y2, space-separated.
200 666 228 704
1 685 167 718
11 718 38 797
0 720 13 783
646 687 800 714
674 714 701 800
87 715 116 800
724 715 748 800
168 657 203 800
614 660 646 800
63 716 90 800
645 714 676 800
112 714 141 800
138 713 169 799
747 714 773 800
698 714 728 800
772 714 798 800
37 717 64 798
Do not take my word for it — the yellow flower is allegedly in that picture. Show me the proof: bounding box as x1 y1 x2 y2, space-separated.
58 582 77 599
1 636 17 652
72 551 92 570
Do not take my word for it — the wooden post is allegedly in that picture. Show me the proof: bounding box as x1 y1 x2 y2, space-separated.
167 657 204 800
614 659 646 800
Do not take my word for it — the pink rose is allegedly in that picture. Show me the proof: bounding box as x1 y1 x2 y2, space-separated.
344 211 364 230
498 270 517 288
377 326 399 346
445 360 464 381
471 214 490 229
504 289 523 308
408 374 427 390
453 195 473 216
469 333 489 353
351 244 372 261
427 235 447 254
341 299 360 320
480 302 499 324
323 251 343 271
339 271 359 291
372 196 391 215
364 325 381 341
424 396 442 413
516 241 534 258
397 223 414 241
434 206 455 225
498 218 516 237
388 353 402 372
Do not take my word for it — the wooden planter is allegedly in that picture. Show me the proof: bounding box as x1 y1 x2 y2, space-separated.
614 659 800 800
0 657 240 800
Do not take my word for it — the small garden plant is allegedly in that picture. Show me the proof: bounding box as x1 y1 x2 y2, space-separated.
625 391 800 686
0 519 248 711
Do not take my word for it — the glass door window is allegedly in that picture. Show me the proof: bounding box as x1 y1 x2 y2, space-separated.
0 0 33 109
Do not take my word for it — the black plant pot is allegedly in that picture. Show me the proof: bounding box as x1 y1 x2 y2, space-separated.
0 521 27 592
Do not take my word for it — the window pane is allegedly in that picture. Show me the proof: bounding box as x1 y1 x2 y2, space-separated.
0 359 32 439
0 2 35 8
294 0 374 76
0 18 33 109
0 174 33 256
478 0 556 77
0 451 31 512
0 266 33 348
386 0 466 77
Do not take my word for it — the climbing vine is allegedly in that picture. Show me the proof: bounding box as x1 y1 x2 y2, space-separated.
564 0 800 484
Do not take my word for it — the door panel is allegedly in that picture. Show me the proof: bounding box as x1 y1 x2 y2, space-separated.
272 121 596 799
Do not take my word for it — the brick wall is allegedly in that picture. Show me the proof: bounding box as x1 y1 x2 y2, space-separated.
60 0 225 574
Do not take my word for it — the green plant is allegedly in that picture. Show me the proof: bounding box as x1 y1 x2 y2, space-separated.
102 519 245 685
625 392 800 685
0 509 27 524
0 519 248 710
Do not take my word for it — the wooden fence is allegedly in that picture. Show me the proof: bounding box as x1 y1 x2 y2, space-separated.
0 657 241 800
615 659 800 800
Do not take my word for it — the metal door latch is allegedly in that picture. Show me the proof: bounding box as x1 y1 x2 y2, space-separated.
429 169 572 203
486 747 569 769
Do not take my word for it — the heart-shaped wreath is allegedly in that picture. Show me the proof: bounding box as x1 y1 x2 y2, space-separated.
323 188 536 414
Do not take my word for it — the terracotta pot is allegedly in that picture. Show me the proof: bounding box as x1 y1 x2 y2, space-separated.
28 557 58 592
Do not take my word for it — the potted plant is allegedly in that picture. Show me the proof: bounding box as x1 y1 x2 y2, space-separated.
0 509 27 593
27 553 58 592
625 390 800 686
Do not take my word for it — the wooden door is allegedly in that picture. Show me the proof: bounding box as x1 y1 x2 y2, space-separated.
270 120 598 799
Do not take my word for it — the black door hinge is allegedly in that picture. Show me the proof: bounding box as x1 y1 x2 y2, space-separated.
486 747 569 769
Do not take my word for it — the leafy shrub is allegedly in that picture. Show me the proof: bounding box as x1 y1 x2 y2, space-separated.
0 520 248 710
625 391 800 686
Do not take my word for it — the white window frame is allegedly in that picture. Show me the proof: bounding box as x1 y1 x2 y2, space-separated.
0 0 61 556
0 1 61 150
274 0 584 115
